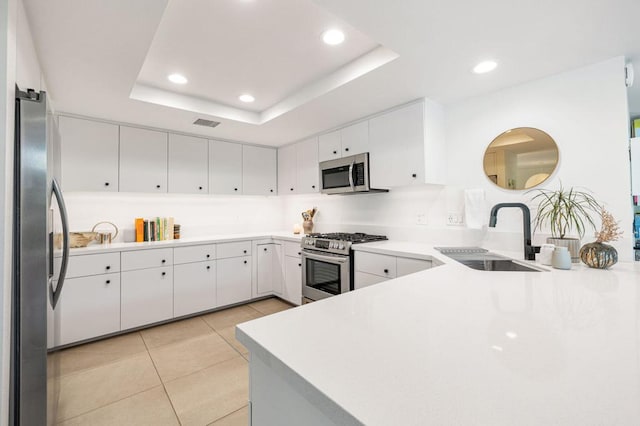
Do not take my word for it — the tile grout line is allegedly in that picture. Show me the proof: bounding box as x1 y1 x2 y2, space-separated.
206 404 249 426
141 332 184 426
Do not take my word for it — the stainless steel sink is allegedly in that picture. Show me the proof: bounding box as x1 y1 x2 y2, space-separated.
434 247 545 272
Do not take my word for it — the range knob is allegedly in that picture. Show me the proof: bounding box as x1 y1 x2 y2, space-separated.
338 243 345 250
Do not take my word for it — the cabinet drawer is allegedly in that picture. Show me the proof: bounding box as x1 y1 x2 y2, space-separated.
217 241 252 259
121 248 173 271
354 271 390 290
284 241 302 257
355 252 397 278
397 257 431 276
64 253 121 278
173 244 216 264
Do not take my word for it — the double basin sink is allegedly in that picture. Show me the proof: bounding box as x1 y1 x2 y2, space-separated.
435 247 545 272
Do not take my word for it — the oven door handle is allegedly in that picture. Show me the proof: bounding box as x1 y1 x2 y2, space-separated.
302 251 350 264
348 161 355 191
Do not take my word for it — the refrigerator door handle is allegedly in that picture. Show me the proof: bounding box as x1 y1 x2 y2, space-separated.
50 178 69 309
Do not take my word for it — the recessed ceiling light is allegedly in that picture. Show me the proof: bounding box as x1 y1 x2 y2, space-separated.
322 29 345 46
473 60 497 74
167 73 188 84
239 94 255 103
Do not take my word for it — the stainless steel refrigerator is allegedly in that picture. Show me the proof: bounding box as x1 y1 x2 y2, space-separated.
10 88 69 425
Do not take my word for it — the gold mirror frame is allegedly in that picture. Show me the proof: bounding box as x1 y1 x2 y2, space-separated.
483 127 559 190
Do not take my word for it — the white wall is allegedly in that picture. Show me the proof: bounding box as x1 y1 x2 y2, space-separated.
445 56 633 259
63 193 284 243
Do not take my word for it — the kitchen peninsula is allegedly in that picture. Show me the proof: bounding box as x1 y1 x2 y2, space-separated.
237 242 640 425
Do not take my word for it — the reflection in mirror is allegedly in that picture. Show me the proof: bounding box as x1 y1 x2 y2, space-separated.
483 127 559 190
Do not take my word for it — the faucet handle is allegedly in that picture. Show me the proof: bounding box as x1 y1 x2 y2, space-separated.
533 246 541 253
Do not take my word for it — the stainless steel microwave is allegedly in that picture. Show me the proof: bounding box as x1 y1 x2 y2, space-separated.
319 153 388 195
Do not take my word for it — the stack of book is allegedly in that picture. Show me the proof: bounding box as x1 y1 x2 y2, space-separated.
135 217 176 242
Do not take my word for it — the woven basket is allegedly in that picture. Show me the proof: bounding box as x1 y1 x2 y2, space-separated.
54 232 99 249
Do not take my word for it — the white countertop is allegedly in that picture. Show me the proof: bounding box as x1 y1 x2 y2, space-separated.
65 231 303 255
237 240 640 425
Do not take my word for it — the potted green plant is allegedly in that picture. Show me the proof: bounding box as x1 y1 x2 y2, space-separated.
529 185 602 263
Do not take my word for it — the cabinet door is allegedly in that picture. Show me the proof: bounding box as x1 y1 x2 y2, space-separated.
257 243 283 296
121 266 173 329
277 144 297 195
354 271 389 290
210 140 243 195
119 126 168 193
243 145 277 195
217 256 252 307
168 133 208 194
58 273 121 345
284 256 302 306
59 116 119 192
396 257 432 276
296 137 319 193
340 121 368 156
369 102 424 188
318 130 341 163
174 261 216 317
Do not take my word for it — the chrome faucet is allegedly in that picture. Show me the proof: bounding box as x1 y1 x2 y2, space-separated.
489 203 540 261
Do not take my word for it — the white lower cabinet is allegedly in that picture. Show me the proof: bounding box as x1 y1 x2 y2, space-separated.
121 266 173 330
58 273 121 346
354 252 432 290
354 271 389 290
217 256 252 307
283 256 302 306
256 243 283 296
173 261 216 317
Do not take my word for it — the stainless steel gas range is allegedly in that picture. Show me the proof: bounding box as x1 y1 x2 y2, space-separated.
301 232 388 301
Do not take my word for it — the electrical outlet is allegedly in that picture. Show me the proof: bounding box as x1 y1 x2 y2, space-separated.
416 214 428 225
447 213 464 226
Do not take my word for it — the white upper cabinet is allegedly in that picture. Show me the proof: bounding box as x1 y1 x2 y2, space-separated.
243 145 277 195
168 134 208 194
296 137 319 193
59 116 119 192
318 130 341 163
119 126 168 193
369 102 425 188
369 100 445 187
209 140 243 195
340 121 368 156
277 144 297 195
278 137 319 195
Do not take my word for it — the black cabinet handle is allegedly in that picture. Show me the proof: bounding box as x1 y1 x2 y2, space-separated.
345 147 349 152
244 260 248 264
162 272 166 276
243 250 247 254
290 188 294 191
297 252 301 255
161 259 166 264
412 173 417 178
104 182 110 186
106 280 111 284
298 263 301 267
384 269 389 274
206 265 211 270
105 265 111 270
270 189 274 193
264 248 267 252
199 186 203 190
312 185 315 189
234 188 238 191
332 150 337 154
206 254 210 258
156 184 161 189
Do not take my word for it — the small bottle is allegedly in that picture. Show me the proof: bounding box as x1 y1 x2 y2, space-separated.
552 246 571 270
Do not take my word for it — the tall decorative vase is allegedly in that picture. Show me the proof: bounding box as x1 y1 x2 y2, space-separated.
579 242 618 269
303 220 314 234
546 237 581 263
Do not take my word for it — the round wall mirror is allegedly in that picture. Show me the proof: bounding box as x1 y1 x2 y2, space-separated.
483 127 559 190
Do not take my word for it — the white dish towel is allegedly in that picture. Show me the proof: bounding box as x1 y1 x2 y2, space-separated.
464 189 487 229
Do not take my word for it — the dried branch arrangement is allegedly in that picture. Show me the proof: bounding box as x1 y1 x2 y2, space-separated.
594 209 623 243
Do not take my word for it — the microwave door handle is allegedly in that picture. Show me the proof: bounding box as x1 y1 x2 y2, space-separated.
348 161 355 191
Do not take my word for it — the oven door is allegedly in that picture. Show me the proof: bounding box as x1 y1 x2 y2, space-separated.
301 250 350 301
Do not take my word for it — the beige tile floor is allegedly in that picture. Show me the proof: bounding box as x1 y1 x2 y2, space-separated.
52 297 293 425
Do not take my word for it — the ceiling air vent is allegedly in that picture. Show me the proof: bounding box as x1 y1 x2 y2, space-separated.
193 118 220 128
